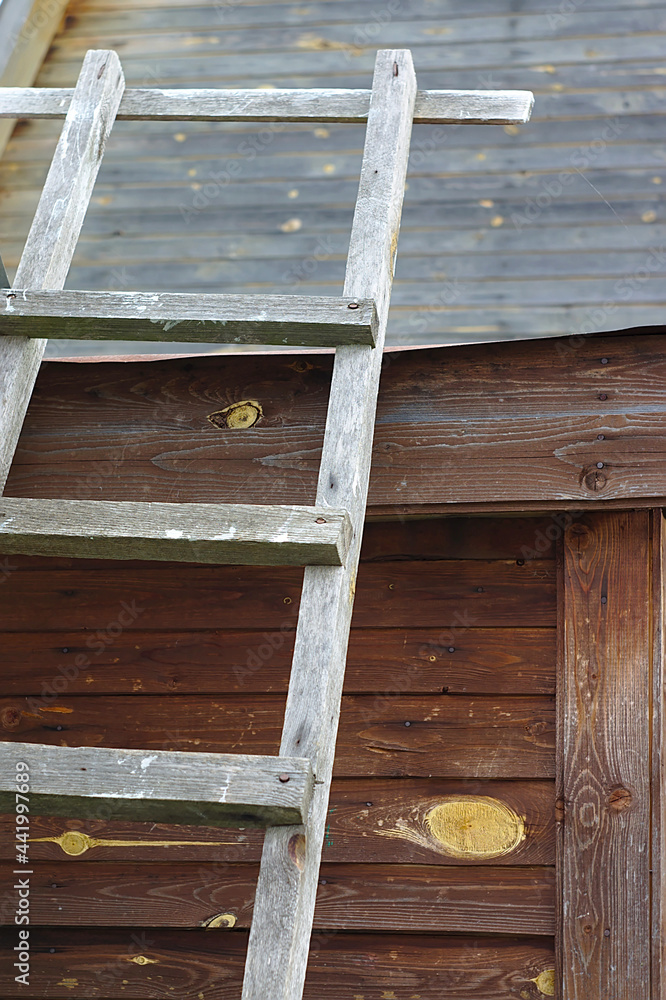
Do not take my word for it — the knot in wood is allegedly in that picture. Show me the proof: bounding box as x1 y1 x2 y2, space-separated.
1 707 20 730
202 912 237 930
568 523 589 537
608 785 632 812
207 399 262 430
582 467 607 492
288 832 306 870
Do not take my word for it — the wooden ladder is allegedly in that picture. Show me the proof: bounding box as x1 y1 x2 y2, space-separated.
0 49 532 999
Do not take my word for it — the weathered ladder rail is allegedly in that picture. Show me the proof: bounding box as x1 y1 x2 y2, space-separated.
241 49 417 1000
0 47 534 1000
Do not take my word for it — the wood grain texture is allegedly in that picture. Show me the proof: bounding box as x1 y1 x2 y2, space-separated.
0 929 556 999
0 626 556 696
1 513 560 561
0 290 378 347
561 511 652 998
0 861 555 934
28 36 666 88
1 777 555 865
6 779 557 865
0 0 660 349
0 86 534 123
64 0 666 15
0 497 352 565
0 557 555 630
0 693 556 778
0 742 313 826
0 50 124 491
653 510 665 1000
360 516 557 560
6 334 666 509
49 7 664 56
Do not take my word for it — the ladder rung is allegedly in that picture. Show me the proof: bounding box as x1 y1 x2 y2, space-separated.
0 87 535 125
0 290 378 348
0 743 314 827
0 498 352 565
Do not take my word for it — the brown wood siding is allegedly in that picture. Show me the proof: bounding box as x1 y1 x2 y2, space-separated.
0 516 556 998
0 930 556 998
5 333 666 511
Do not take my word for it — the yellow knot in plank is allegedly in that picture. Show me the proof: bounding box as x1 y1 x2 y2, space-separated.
532 969 555 995
207 400 263 430
52 831 93 856
202 913 237 929
130 956 158 965
425 796 525 859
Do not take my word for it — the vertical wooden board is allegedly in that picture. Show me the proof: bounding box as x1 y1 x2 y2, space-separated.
653 509 665 1000
561 511 652 999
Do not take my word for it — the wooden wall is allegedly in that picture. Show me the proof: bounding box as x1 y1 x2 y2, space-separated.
5 333 666 511
0 516 557 998
2 0 666 353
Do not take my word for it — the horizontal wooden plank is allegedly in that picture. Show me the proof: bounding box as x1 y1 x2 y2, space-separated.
0 498 352 565
2 861 555 935
0 929 556 999
67 0 664 17
7 335 666 507
6 112 664 165
28 36 666 86
8 243 666 286
0 777 556 865
0 558 556 629
2 194 662 245
41 193 666 239
7 168 665 219
360 517 557 560
7 225 666 273
4 249 666 292
0 693 556 778
0 742 313 826
0 291 378 347
0 87 534 123
5 210 666 266
50 5 666 51
0 626 556 696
